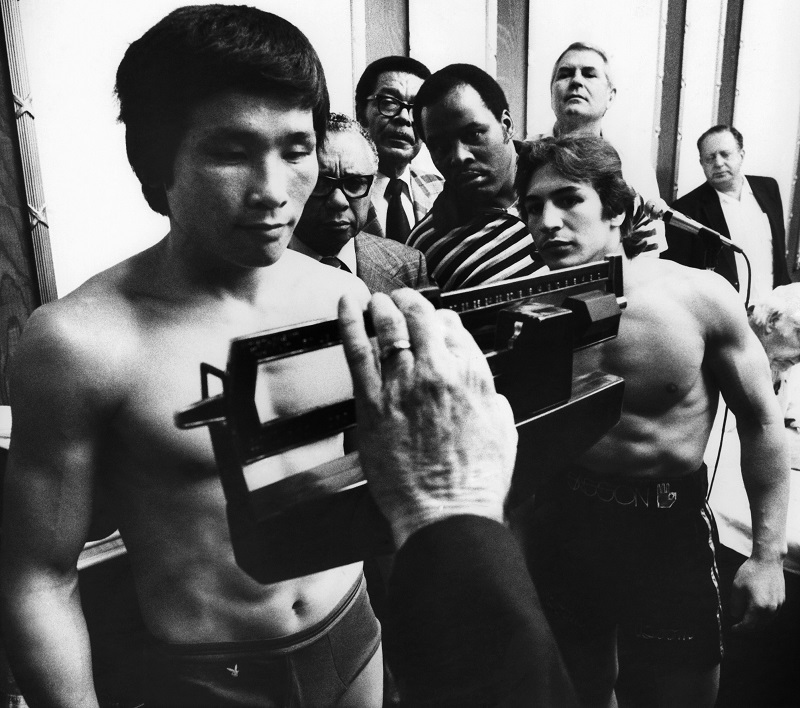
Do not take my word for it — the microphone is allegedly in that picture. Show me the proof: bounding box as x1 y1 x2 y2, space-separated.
644 199 743 254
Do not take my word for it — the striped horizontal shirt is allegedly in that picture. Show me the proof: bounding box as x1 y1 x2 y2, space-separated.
407 207 542 292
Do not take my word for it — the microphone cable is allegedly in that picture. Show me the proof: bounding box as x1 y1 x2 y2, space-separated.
707 248 752 501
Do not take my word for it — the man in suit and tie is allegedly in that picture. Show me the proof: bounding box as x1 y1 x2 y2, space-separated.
291 113 430 294
663 125 791 302
355 57 444 243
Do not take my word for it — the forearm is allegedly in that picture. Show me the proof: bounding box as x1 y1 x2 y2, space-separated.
386 516 577 706
2 577 98 707
738 422 789 562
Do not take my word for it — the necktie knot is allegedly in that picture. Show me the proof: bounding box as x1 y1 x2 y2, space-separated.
386 178 404 197
385 178 411 243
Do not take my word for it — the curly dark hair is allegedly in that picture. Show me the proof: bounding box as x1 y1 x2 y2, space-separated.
412 64 509 141
354 56 431 122
115 4 329 215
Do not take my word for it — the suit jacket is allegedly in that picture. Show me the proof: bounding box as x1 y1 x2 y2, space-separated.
362 167 444 239
385 516 578 707
663 175 791 291
354 232 430 295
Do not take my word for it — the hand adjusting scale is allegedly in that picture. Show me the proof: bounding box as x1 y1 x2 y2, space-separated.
175 257 626 583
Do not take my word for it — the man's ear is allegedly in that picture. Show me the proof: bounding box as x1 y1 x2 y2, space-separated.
765 309 782 333
501 110 514 143
601 86 617 118
609 210 625 228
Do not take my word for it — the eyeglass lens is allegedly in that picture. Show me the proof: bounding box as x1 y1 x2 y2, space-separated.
312 175 373 199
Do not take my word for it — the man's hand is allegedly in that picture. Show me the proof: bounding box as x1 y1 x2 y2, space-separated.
338 288 517 548
730 556 785 633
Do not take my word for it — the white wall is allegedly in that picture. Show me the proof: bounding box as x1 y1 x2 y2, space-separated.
675 0 800 221
19 0 355 295
16 0 800 294
409 0 493 73
734 0 800 235
674 0 728 199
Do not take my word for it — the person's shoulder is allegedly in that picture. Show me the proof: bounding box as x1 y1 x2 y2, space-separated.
409 166 445 205
13 283 135 407
17 244 169 367
410 166 444 186
526 130 552 142
629 257 742 326
32 256 141 332
746 174 776 185
671 181 712 207
279 249 369 304
407 208 439 245
629 254 734 297
747 174 780 193
357 232 423 259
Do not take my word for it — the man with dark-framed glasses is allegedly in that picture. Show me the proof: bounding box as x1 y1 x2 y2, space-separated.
355 56 444 243
291 113 430 294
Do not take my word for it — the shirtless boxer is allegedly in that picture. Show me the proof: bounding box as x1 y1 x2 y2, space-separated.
0 7 381 707
514 136 789 708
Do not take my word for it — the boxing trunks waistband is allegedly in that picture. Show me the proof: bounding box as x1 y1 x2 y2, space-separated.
562 463 709 512
149 573 365 657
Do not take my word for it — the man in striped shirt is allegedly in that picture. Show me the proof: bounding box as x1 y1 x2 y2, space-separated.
407 64 543 291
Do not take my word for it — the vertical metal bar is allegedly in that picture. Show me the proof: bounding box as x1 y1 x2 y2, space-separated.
496 0 528 139
655 0 688 202
0 0 57 304
717 0 744 126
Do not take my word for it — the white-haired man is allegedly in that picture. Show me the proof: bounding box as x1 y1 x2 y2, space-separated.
532 42 666 257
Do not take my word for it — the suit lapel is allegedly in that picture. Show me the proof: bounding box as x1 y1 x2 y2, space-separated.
696 183 737 286
361 203 385 239
354 234 403 292
747 176 790 287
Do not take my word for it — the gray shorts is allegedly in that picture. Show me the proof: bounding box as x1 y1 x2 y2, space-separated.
144 575 381 707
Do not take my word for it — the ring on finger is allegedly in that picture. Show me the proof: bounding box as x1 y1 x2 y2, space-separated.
379 338 412 362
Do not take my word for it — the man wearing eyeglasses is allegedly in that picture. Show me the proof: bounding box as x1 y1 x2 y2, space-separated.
291 113 430 294
662 125 790 302
355 56 444 244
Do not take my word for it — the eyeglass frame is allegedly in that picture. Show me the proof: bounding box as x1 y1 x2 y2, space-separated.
366 93 415 119
310 173 375 200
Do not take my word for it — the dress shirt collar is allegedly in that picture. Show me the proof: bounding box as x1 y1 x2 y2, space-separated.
373 166 412 199
287 234 358 274
714 176 751 204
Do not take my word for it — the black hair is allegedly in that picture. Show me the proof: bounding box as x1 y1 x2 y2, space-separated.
412 64 509 141
697 124 744 153
354 55 431 121
516 135 640 255
115 4 329 215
